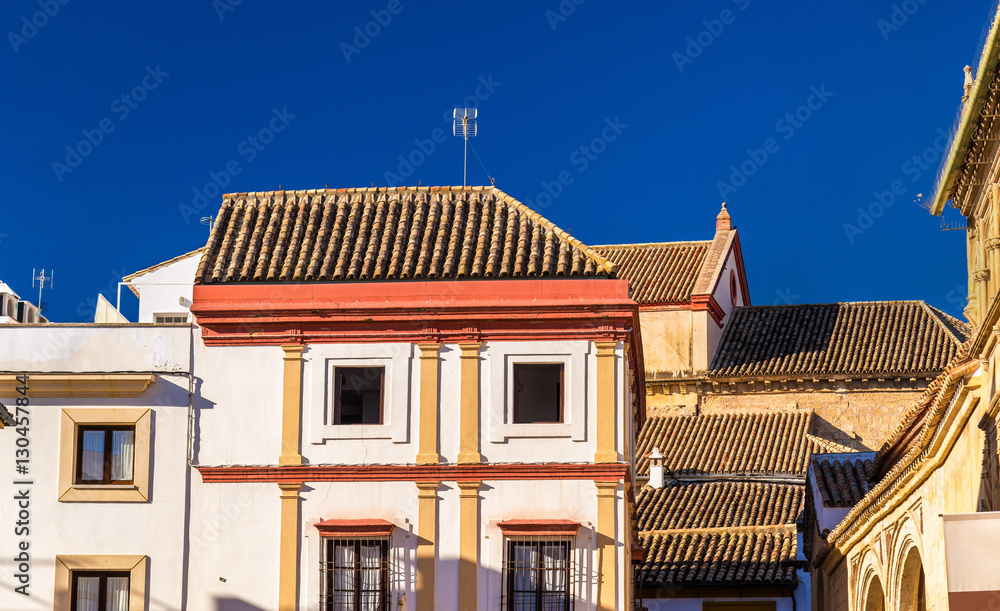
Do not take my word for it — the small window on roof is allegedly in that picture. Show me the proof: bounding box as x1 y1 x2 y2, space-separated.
154 314 189 324
513 364 563 423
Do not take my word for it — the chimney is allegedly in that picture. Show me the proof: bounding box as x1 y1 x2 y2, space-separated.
716 202 732 233
649 447 664 489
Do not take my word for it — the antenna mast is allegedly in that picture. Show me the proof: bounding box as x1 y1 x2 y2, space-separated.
453 108 478 187
32 268 54 314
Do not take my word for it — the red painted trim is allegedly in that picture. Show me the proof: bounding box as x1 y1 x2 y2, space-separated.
690 294 725 325
316 518 394 537
191 279 639 346
497 519 581 537
728 230 751 307
631 545 647 562
197 462 630 483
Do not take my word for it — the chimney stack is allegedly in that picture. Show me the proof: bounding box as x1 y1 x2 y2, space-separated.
716 202 732 233
649 447 664 489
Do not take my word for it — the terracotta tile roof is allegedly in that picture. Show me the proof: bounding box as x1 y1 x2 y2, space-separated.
590 241 711 304
636 481 803 531
194 187 616 284
636 411 813 476
637 526 798 587
810 454 875 508
709 301 969 378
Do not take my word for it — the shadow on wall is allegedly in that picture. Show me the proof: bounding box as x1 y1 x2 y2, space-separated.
216 598 265 611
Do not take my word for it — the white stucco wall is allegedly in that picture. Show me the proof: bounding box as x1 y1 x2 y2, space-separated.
193 339 627 467
0 375 191 610
129 251 201 324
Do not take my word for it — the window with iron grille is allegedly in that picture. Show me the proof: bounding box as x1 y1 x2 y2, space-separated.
321 538 389 611
502 537 574 610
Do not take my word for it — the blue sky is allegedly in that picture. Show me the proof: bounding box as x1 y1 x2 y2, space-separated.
0 0 991 321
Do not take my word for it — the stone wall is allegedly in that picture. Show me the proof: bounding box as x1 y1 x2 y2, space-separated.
700 390 926 451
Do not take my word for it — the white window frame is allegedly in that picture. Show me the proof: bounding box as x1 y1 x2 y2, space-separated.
306 344 413 444
487 341 588 443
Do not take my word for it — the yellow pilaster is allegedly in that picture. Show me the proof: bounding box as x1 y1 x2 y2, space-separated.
279 345 305 466
458 343 483 464
278 482 303 611
416 481 441 611
458 481 482 610
594 341 619 464
596 481 619 611
416 343 443 465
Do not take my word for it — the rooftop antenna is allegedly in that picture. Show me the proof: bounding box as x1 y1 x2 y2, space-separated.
200 216 214 235
31 268 53 314
453 108 477 187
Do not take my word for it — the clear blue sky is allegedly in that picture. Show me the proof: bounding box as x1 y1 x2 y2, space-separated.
1 0 992 322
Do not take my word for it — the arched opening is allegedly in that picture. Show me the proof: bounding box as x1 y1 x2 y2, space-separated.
864 574 886 611
898 547 926 611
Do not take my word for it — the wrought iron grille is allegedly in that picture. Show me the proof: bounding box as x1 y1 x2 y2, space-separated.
320 538 391 611
501 536 576 611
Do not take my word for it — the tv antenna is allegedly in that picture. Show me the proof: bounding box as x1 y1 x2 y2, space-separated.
32 268 53 314
453 108 477 187
200 216 214 234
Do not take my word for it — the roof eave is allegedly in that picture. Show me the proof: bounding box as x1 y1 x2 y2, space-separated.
931 12 1000 216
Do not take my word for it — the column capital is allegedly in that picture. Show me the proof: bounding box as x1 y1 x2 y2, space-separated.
595 480 619 495
416 481 442 497
594 341 619 354
457 481 483 497
459 342 483 357
418 343 442 358
281 344 305 358
278 482 303 498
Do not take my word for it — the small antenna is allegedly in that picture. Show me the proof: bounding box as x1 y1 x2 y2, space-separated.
200 216 214 235
453 108 478 187
31 268 53 314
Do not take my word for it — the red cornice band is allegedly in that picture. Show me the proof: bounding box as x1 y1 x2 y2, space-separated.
197 462 631 483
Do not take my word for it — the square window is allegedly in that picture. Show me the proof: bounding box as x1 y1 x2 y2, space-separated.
513 364 564 424
334 367 385 425
71 571 130 611
321 538 389 611
502 538 573 610
76 426 135 485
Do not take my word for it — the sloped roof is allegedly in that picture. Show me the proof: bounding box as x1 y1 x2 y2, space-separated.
636 411 813 476
637 527 798 587
591 241 711 304
194 186 616 284
811 454 875 508
636 481 803 532
709 301 969 378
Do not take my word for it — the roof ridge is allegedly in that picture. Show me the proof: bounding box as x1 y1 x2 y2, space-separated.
639 524 796 536
921 302 972 342
590 240 713 249
492 188 618 276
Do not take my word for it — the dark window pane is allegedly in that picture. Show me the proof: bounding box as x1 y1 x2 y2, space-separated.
514 364 563 423
335 367 384 425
